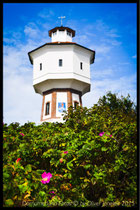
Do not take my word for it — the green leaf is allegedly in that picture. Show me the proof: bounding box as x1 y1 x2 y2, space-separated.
68 173 72 179
3 172 10 179
84 178 90 182
18 183 28 193
39 191 46 197
67 161 73 170
83 164 92 169
42 149 54 158
101 147 108 151
72 188 77 192
19 143 25 149
36 169 45 174
25 164 32 173
5 199 14 206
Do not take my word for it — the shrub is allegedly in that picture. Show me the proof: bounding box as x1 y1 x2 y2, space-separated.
3 92 137 207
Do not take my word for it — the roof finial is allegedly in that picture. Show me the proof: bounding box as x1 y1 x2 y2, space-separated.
58 16 66 26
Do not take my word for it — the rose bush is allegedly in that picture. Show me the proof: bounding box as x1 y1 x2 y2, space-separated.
3 92 137 207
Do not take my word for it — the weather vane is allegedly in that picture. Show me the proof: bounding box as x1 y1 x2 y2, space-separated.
58 16 66 26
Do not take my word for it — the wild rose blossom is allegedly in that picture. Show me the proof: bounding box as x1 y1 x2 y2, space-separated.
63 151 68 154
16 158 21 164
99 132 104 136
41 172 52 184
49 191 55 194
20 133 24 136
99 132 113 137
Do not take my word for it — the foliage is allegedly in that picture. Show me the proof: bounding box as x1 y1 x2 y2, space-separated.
3 92 137 207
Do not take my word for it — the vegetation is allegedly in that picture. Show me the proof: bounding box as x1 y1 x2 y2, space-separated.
3 92 137 207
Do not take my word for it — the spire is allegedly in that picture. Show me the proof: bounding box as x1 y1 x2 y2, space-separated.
58 16 66 26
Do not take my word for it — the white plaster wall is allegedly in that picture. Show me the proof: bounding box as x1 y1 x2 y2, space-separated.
52 30 72 42
73 46 91 79
43 93 52 120
32 45 92 84
56 92 67 118
72 93 80 106
33 45 74 81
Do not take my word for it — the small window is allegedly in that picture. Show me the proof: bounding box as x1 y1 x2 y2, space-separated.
40 63 42 71
74 101 79 109
67 31 71 36
45 102 50 115
80 62 83 70
59 59 63 67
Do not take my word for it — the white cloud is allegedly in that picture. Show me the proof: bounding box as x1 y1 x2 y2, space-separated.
24 22 41 38
95 19 120 38
91 68 114 79
3 23 45 125
38 8 54 19
95 19 109 32
93 44 112 54
3 73 42 125
82 73 136 108
105 29 120 38
101 38 122 46
24 26 39 38
74 34 91 45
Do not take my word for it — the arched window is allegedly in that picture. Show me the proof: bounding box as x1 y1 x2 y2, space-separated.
45 102 50 115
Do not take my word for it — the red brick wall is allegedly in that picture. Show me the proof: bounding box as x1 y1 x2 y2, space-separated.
67 90 72 108
51 91 56 118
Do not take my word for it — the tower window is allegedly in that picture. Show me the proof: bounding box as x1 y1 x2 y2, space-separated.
45 102 50 115
40 63 42 70
59 59 63 67
74 101 79 109
67 31 71 36
80 62 83 70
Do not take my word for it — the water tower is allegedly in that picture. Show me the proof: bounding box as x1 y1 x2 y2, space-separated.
28 18 95 123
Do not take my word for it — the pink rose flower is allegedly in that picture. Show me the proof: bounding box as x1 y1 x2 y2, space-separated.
20 133 24 136
49 191 55 194
99 132 104 136
64 151 68 154
41 172 52 184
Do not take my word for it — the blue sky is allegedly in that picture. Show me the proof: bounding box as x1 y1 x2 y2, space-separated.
3 3 137 125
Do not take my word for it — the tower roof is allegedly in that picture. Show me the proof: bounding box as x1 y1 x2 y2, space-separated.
49 26 75 37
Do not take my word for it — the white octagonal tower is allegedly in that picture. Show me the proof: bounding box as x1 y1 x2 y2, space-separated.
28 25 95 123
